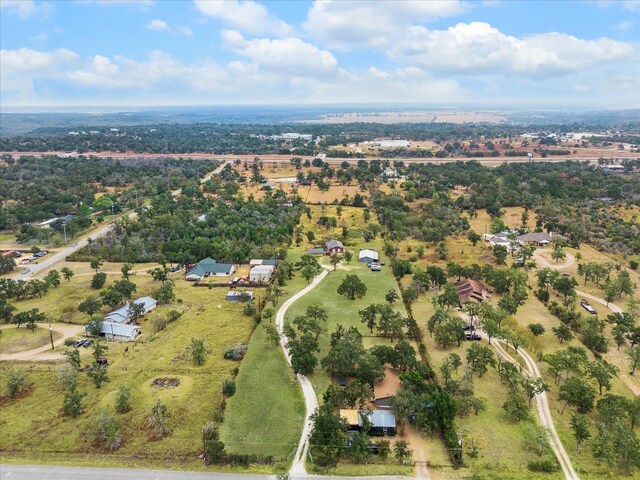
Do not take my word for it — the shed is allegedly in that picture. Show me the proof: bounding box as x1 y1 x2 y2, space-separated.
225 291 253 302
359 249 379 264
101 322 141 342
308 248 325 255
340 409 360 430
249 265 274 284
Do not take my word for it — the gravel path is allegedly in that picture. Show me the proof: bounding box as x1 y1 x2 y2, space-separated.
275 270 329 476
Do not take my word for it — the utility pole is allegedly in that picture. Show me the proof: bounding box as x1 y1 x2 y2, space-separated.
49 323 54 350
62 223 68 244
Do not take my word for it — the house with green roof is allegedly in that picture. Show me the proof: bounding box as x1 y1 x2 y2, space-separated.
185 257 236 281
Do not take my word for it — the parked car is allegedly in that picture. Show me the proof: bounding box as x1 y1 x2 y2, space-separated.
580 299 597 315
170 265 181 273
370 264 381 272
466 333 482 341
80 339 92 347
73 340 85 348
380 260 386 266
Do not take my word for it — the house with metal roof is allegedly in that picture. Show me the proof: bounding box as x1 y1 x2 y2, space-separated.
340 409 397 436
104 296 157 324
186 257 236 280
249 265 275 284
308 247 325 255
99 322 141 342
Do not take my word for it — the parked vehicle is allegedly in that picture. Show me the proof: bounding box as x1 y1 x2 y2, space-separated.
370 264 381 272
380 260 386 266
581 299 597 315
466 333 482 341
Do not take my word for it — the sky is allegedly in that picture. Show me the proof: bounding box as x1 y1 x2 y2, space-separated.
1 0 639 108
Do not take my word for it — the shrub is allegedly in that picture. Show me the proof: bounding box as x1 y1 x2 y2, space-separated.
222 380 236 397
151 317 168 334
202 422 226 465
190 338 206 366
223 343 247 361
88 410 122 451
630 259 638 271
147 400 169 439
114 385 131 413
64 337 76 347
7 369 28 398
528 458 560 472
63 388 87 418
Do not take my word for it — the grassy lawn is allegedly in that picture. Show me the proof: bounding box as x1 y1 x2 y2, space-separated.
0 327 62 354
0 283 258 470
220 321 305 458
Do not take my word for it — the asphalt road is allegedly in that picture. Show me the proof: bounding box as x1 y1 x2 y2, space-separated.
0 465 412 480
11 211 137 281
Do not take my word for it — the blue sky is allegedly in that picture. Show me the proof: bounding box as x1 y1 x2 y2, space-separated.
1 0 639 107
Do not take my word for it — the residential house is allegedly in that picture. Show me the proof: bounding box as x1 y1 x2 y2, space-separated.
488 233 512 251
383 168 398 178
100 322 141 342
249 259 278 267
249 265 274 284
325 239 344 255
359 249 379 264
104 296 157 324
186 257 236 281
516 232 564 246
340 409 396 436
454 278 489 304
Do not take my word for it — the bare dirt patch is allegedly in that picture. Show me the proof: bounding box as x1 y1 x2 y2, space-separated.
151 377 181 389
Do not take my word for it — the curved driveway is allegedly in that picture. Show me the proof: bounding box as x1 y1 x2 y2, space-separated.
275 269 328 476
0 322 84 361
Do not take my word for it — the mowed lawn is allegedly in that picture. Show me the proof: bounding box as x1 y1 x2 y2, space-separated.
0 281 256 470
220 321 305 458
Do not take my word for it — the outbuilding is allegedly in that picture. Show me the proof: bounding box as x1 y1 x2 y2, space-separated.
359 249 379 264
100 322 141 342
249 265 274 284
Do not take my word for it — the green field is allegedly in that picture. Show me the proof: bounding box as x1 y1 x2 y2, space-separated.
0 281 257 470
0 327 62 354
220 321 305 458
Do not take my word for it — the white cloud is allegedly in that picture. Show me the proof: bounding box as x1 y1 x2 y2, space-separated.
368 66 390 79
147 19 168 31
612 20 632 32
222 30 338 77
0 0 50 18
194 0 292 36
389 22 637 78
146 19 192 37
304 0 469 50
0 47 77 97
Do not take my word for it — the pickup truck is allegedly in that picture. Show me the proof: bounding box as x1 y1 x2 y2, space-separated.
580 299 597 315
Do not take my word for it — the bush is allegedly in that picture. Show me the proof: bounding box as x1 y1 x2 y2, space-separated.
114 385 131 413
528 458 560 472
7 369 28 398
88 410 122 451
223 343 247 361
630 259 638 271
64 337 76 347
91 272 107 289
222 380 236 397
63 388 87 418
190 338 206 366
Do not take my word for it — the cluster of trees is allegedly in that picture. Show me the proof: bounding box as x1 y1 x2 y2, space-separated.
545 346 640 473
73 186 304 264
0 155 217 230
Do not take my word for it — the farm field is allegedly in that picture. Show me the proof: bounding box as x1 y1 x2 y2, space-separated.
0 272 265 471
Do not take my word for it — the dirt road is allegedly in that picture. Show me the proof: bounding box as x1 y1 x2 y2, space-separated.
488 335 580 480
0 323 84 361
275 270 328 476
532 249 576 270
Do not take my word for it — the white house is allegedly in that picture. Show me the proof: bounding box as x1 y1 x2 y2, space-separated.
488 233 512 251
101 322 141 342
104 296 157 324
359 249 379 264
249 265 275 284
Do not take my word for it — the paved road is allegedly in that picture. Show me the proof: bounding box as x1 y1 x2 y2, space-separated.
11 212 137 281
0 464 409 480
275 269 329 476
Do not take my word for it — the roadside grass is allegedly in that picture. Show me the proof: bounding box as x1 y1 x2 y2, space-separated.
220 321 305 458
0 327 62 354
323 463 414 476
0 285 257 469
